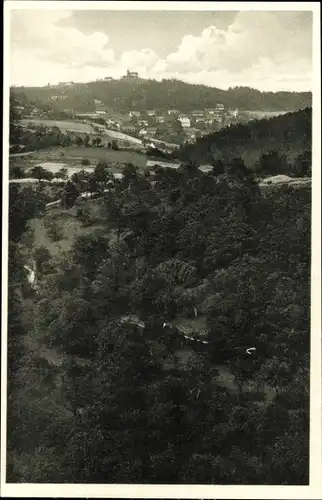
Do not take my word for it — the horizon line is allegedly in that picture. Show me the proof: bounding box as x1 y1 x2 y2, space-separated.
10 76 313 94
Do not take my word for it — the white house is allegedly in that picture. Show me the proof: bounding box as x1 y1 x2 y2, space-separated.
178 116 191 128
129 111 141 118
228 108 239 118
147 110 156 116
155 116 165 123
191 110 204 117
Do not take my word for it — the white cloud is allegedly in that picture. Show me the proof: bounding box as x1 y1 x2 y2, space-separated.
11 10 115 67
161 11 312 82
148 11 312 91
10 10 312 91
118 48 161 75
11 10 115 85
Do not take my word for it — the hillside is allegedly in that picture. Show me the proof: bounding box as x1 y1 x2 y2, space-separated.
8 146 310 484
12 78 312 114
176 107 312 174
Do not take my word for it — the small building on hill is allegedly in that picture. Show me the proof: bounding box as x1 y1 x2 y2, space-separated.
123 69 139 79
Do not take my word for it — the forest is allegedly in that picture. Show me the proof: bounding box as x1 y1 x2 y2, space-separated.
12 79 312 114
7 150 311 483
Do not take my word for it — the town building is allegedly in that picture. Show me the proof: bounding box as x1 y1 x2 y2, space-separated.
195 117 206 124
122 125 137 135
58 81 74 87
216 103 225 110
147 110 156 116
146 126 158 136
228 108 239 118
178 116 191 128
168 109 179 116
95 102 108 114
191 110 204 117
51 95 68 101
129 111 141 118
104 77 114 81
155 116 165 123
138 120 149 127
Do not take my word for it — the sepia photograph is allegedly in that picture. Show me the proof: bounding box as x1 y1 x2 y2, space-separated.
1 1 321 498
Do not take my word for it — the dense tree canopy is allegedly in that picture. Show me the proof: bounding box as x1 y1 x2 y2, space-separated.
12 80 311 115
7 151 311 484
7 87 311 485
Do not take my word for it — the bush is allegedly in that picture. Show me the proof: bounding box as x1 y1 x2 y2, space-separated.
76 204 93 227
81 158 91 166
33 246 51 274
46 221 63 242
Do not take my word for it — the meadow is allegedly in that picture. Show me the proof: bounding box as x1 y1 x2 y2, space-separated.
20 118 143 145
10 145 149 175
20 118 94 134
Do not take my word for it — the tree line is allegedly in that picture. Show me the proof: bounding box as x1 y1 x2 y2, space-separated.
12 80 312 115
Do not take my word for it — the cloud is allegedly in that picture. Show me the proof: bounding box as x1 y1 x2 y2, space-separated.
118 48 161 73
161 11 312 85
164 9 312 93
11 10 114 65
10 10 313 91
10 10 115 84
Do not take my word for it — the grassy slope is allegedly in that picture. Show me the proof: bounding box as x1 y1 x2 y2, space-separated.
10 145 148 174
61 146 147 168
20 118 142 144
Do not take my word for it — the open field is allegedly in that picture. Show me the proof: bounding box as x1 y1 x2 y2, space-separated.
59 146 147 167
10 145 149 174
243 110 290 119
20 118 143 145
103 129 142 144
20 118 94 134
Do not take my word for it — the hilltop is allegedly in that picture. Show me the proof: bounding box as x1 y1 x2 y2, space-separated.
12 78 312 115
176 107 312 175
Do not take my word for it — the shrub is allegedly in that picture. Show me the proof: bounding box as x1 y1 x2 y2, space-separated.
46 221 63 242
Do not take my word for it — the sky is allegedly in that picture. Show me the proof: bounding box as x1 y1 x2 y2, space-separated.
9 8 313 91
